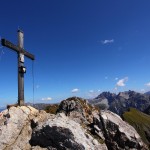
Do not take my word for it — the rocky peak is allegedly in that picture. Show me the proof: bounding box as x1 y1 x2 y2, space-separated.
58 97 85 114
57 97 99 124
117 92 129 99
0 105 107 150
0 99 148 149
117 90 140 99
95 92 116 100
127 90 137 96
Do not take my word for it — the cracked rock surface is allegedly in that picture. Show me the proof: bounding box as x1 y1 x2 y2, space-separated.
0 98 148 149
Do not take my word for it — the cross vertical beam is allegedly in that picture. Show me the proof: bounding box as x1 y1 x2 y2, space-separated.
18 30 24 106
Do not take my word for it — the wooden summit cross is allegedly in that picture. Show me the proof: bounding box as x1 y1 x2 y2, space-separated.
1 30 35 106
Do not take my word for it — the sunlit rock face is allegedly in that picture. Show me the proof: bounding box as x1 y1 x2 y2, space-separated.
0 97 148 150
96 110 145 150
30 113 107 150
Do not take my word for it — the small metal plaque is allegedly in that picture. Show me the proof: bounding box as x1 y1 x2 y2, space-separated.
20 54 24 63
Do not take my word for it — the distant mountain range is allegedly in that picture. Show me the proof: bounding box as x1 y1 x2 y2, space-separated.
89 90 150 116
25 102 56 110
145 91 150 96
0 108 6 112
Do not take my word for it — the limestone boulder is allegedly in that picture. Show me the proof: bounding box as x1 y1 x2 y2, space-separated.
93 110 147 149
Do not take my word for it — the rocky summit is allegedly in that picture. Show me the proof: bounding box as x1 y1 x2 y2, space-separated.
0 97 148 150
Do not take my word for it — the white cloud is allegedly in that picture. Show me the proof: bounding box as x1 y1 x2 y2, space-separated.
101 39 114 44
41 97 52 101
145 82 150 87
89 90 94 93
71 88 79 93
116 77 128 87
114 87 118 91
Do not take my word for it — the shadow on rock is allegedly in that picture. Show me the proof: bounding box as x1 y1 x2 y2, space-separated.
29 125 84 150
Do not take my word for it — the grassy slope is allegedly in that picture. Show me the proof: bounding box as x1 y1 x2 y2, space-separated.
45 104 59 114
123 108 150 146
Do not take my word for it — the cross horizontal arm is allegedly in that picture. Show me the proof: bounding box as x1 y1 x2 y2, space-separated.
1 39 35 60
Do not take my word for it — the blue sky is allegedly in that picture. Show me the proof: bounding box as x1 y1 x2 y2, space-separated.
0 0 150 106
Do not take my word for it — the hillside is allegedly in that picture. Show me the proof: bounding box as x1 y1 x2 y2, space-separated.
123 108 150 147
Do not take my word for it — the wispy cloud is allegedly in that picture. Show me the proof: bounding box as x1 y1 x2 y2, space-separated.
114 87 118 91
87 90 101 98
101 39 114 44
71 88 79 93
141 89 145 93
116 77 128 87
89 90 94 93
41 97 52 101
145 82 150 87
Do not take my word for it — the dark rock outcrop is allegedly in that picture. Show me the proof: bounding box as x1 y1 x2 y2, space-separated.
30 126 84 150
58 97 83 115
144 105 150 115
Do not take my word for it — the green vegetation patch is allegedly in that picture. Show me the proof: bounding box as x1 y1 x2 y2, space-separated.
123 108 150 147
45 104 59 114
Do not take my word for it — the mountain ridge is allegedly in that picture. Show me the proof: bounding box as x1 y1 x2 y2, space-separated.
89 90 150 115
